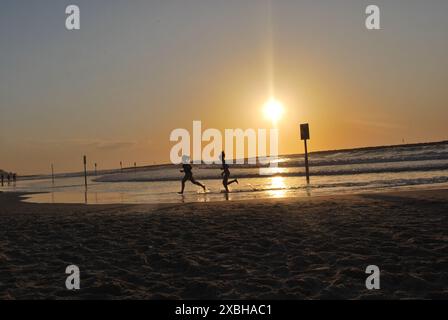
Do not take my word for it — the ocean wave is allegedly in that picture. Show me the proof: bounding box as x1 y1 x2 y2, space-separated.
95 162 448 183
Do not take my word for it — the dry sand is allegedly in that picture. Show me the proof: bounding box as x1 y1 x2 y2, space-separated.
0 189 447 300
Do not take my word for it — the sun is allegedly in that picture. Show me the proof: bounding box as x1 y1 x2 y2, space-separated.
263 98 284 124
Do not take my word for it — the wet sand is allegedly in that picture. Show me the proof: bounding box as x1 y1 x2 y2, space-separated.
0 189 447 299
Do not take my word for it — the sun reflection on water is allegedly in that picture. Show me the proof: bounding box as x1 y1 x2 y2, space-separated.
267 176 288 198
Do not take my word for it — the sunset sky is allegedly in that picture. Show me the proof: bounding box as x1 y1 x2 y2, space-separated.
1 0 447 175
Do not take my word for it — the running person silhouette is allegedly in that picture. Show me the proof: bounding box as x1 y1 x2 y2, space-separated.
178 157 206 194
221 163 238 193
220 151 238 193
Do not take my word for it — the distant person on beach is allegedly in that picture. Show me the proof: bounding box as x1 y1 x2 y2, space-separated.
178 156 206 194
12 173 17 184
7 173 11 185
220 151 238 193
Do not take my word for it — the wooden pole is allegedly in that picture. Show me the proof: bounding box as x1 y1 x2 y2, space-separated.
300 123 311 184
94 163 97 176
51 164 55 185
304 139 310 184
83 155 87 189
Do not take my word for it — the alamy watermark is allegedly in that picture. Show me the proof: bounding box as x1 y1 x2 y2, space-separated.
170 121 279 174
65 5 80 30
65 264 80 290
64 4 381 31
365 265 381 290
365 5 381 30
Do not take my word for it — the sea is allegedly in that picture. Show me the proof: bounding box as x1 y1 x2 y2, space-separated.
2 141 448 204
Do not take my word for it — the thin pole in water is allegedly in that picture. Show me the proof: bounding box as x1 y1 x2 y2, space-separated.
51 164 55 185
300 123 311 184
83 155 87 189
304 139 310 184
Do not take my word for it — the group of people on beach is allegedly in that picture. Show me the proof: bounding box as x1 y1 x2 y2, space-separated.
1 172 17 187
178 151 238 194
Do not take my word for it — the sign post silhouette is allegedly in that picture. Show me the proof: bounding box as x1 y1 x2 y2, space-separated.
300 123 310 184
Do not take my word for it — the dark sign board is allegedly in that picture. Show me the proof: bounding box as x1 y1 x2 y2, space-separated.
300 123 310 140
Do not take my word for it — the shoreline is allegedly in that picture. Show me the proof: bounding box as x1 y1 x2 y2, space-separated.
8 180 448 206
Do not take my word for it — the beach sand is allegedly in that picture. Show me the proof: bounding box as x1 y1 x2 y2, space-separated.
0 189 447 300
